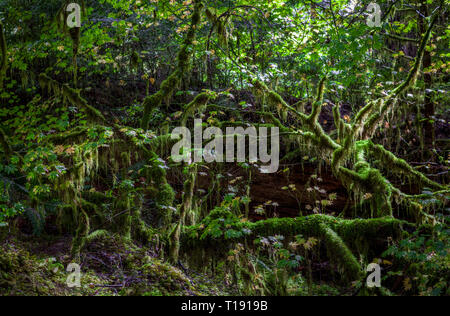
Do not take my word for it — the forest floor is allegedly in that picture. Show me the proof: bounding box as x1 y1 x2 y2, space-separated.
0 233 234 296
1 81 448 295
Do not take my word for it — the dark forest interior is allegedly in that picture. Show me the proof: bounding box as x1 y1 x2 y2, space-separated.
0 0 449 297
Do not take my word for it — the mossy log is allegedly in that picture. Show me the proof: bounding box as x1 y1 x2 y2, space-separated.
182 213 414 281
318 222 362 281
44 126 91 144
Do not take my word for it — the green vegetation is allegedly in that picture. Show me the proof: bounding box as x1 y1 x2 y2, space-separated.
0 0 448 296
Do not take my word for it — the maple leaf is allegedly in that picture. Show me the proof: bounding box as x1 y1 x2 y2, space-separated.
65 147 76 155
54 145 65 155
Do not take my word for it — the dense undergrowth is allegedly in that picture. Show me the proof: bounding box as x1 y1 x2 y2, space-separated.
0 0 449 296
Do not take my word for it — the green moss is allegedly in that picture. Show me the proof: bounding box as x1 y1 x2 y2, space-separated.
1 237 225 296
44 126 90 144
112 188 133 241
157 183 176 207
205 7 217 22
258 112 291 133
181 167 197 224
120 253 228 296
82 191 112 205
133 207 159 245
332 105 350 143
0 241 115 296
182 214 411 282
181 92 213 126
71 210 90 260
318 223 362 281
170 165 197 263
168 223 182 264
86 230 109 244
141 0 204 129
308 77 327 123
367 141 445 191
38 73 106 123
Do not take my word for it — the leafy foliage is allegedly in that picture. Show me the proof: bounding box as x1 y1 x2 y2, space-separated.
0 0 448 296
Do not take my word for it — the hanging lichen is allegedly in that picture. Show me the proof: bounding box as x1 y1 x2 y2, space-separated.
141 0 204 129
55 1 86 86
182 213 411 282
248 15 446 220
38 73 106 123
169 164 197 263
181 92 214 126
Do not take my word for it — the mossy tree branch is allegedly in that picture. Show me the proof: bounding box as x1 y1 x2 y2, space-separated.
250 15 445 218
182 213 412 281
141 0 204 130
38 73 106 123
181 92 214 126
